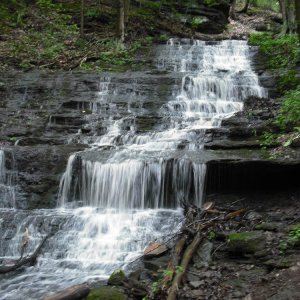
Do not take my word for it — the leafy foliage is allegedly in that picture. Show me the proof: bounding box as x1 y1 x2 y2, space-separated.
275 86 300 130
249 33 300 69
250 32 300 151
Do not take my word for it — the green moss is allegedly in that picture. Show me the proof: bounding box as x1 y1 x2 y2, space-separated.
108 269 126 286
87 287 126 300
228 231 266 254
229 232 254 241
255 223 278 231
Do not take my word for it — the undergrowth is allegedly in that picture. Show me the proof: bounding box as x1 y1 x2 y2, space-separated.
249 32 300 154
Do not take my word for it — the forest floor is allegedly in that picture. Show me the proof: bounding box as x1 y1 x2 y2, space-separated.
0 2 282 72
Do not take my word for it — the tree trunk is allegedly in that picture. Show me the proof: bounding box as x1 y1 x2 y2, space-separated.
80 0 84 37
118 0 125 42
296 0 300 40
124 0 130 24
279 0 296 35
229 0 236 19
237 0 250 13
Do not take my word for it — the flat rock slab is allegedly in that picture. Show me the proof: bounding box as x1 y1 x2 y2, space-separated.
143 242 168 257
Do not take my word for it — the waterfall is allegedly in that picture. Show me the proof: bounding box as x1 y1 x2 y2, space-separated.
59 40 266 209
58 157 206 209
0 39 267 300
0 149 16 209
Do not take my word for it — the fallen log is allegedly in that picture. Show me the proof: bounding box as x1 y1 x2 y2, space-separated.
43 284 90 300
167 232 203 300
0 235 49 274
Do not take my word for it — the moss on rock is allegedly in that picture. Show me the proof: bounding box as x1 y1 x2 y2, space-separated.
108 269 126 286
87 286 126 300
228 231 266 254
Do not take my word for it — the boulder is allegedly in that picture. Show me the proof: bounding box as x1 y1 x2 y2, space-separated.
227 231 266 255
108 269 126 286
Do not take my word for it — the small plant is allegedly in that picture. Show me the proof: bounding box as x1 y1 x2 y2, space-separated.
260 132 277 148
288 224 300 244
158 34 169 42
191 17 207 29
208 231 216 241
279 224 300 255
279 240 288 255
175 265 184 274
85 9 100 18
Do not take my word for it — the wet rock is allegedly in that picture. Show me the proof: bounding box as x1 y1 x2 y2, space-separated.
245 211 263 221
227 231 266 255
187 271 200 282
255 223 278 232
189 280 204 289
87 287 126 300
108 269 126 286
263 258 293 269
193 240 213 268
143 242 168 257
253 249 269 258
188 289 206 298
143 255 169 271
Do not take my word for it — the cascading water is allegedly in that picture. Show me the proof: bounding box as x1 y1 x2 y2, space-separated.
0 149 16 209
0 40 266 300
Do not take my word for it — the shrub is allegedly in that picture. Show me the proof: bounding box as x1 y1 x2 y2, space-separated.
275 86 300 130
249 33 299 69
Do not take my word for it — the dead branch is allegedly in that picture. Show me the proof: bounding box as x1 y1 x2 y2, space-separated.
0 235 49 274
167 232 203 300
161 235 187 290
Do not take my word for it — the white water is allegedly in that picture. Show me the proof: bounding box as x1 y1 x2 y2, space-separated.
0 40 266 300
0 149 16 208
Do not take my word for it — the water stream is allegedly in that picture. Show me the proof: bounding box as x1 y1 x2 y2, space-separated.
0 40 266 299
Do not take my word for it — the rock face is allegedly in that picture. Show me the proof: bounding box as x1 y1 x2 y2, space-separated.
174 0 230 34
0 41 298 209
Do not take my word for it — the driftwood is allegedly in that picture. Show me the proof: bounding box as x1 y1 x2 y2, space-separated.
164 204 247 300
160 236 187 290
43 284 90 300
0 235 49 274
167 232 203 300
